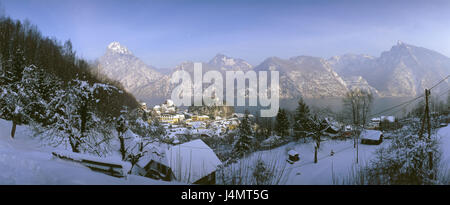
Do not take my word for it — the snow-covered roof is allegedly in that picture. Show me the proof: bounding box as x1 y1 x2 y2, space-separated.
381 116 395 123
371 117 381 122
232 113 245 118
324 117 340 132
288 150 299 156
166 139 222 184
360 130 382 140
165 99 174 107
138 143 169 168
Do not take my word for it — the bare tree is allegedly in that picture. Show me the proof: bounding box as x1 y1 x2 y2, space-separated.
343 89 373 163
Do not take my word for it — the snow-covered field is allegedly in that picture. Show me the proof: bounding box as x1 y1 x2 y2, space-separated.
220 138 390 185
0 119 178 185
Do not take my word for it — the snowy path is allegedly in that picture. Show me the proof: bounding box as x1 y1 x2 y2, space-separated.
0 119 177 185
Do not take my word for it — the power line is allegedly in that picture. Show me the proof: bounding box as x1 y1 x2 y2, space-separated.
435 86 450 98
368 74 449 118
369 94 424 118
429 75 449 90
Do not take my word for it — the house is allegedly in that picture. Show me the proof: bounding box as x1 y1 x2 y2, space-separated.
379 115 396 130
137 145 175 181
167 139 222 184
153 99 177 115
232 113 254 119
322 117 341 134
342 125 353 137
287 150 299 164
360 129 383 145
380 116 395 123
368 117 381 129
138 139 222 184
191 115 210 121
140 102 148 111
159 114 185 124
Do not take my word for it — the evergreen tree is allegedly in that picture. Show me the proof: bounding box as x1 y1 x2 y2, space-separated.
232 110 253 158
275 109 290 137
294 98 311 138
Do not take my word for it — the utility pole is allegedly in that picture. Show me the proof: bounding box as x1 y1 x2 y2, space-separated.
426 89 431 139
419 89 434 174
419 89 431 138
425 89 433 173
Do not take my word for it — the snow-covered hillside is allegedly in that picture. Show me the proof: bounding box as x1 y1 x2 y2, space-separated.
437 125 450 175
0 119 178 185
220 125 450 185
219 138 388 185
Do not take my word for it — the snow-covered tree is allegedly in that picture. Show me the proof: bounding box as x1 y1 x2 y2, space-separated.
364 134 440 184
296 114 330 163
114 107 166 172
0 86 25 138
21 65 61 125
43 78 116 155
0 49 26 138
232 110 253 158
275 108 290 137
253 159 274 185
116 106 129 160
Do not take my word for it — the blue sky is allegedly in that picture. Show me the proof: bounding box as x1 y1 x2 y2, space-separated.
2 0 450 68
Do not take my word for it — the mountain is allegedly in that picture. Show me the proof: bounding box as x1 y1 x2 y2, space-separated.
329 41 450 97
208 53 253 72
327 54 375 79
97 47 255 103
97 42 170 101
96 41 450 104
254 56 349 98
343 76 380 96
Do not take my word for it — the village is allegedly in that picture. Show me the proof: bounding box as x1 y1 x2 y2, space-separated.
143 99 248 142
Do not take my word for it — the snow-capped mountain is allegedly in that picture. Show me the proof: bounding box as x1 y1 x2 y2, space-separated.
329 41 450 97
96 41 449 103
254 56 349 98
97 42 170 101
107 41 133 55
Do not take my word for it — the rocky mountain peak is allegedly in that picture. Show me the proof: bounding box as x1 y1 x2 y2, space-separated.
107 41 132 55
208 53 252 71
